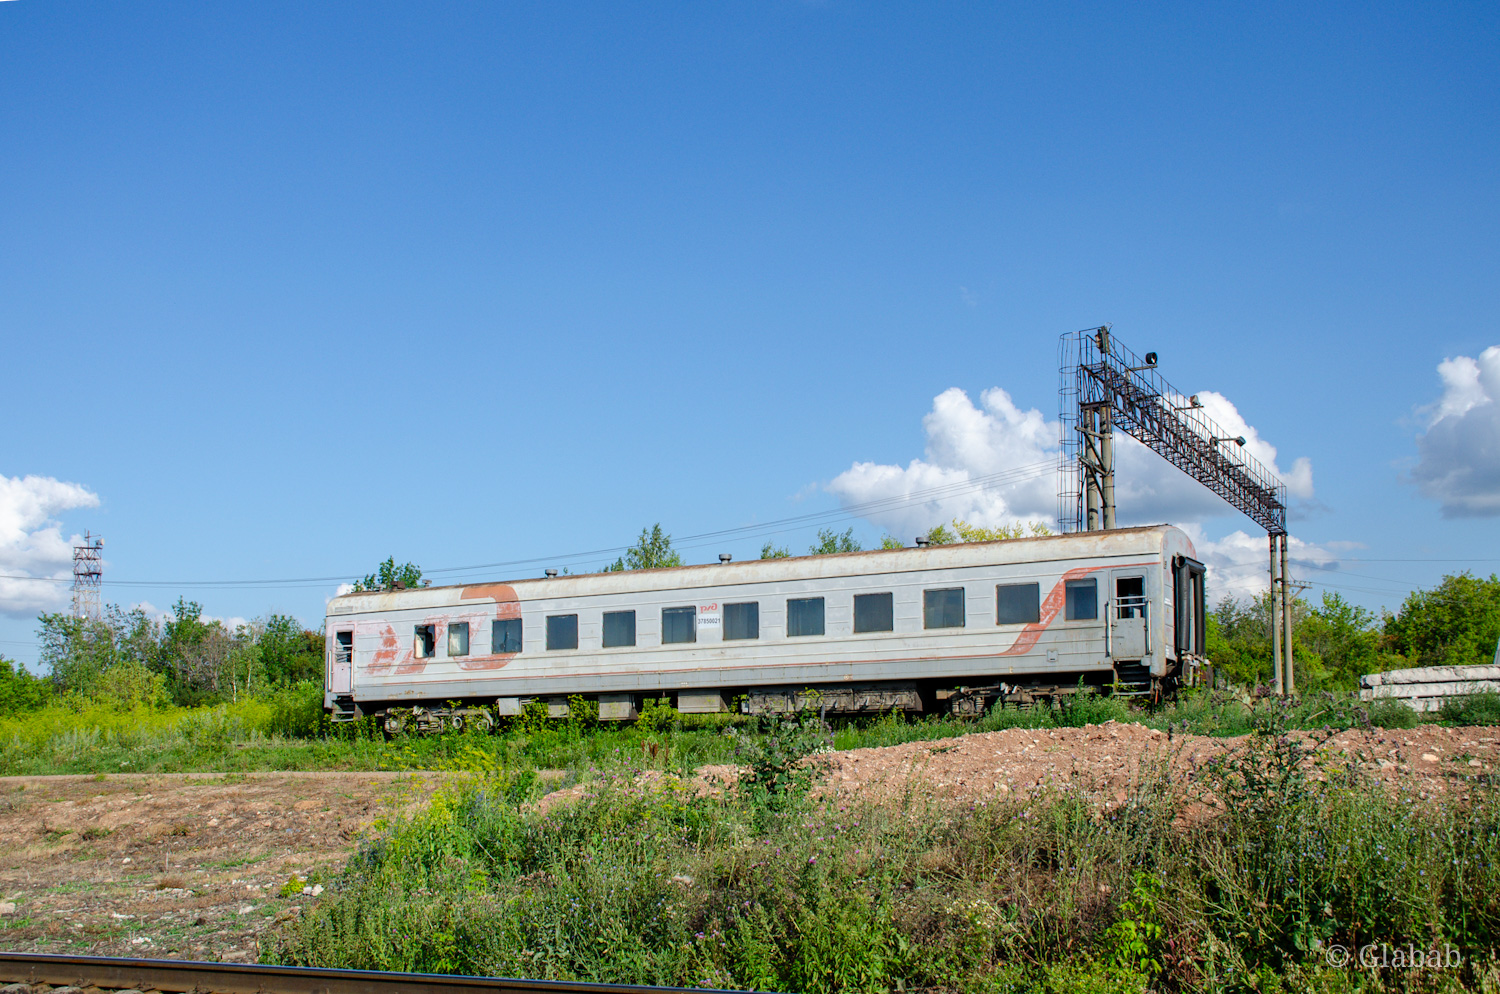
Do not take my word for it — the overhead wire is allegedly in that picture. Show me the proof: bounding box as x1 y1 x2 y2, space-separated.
0 458 1062 591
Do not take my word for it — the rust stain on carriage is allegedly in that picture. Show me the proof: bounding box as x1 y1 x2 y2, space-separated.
368 624 408 676
461 583 521 620
363 584 523 676
454 583 519 670
998 563 1129 656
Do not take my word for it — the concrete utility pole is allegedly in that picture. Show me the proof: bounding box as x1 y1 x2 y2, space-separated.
1270 535 1283 695
1284 571 1308 696
1079 329 1118 532
1081 402 1117 531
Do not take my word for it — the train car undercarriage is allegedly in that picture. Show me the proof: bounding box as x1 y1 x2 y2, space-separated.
336 658 1181 734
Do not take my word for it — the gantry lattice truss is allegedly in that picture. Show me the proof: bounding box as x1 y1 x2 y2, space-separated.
1058 327 1288 536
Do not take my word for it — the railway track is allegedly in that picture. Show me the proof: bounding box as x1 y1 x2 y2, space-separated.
0 953 743 994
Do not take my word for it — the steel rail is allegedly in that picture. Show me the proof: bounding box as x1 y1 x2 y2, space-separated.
0 953 747 994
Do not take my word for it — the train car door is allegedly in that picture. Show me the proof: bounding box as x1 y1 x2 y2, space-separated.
1109 574 1149 659
1173 556 1206 660
330 628 354 694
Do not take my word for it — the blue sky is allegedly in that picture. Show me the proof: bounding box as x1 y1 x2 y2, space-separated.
3 1 1498 665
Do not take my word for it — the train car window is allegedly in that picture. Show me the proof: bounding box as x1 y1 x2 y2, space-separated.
724 602 759 640
334 630 353 664
1115 576 1145 619
448 622 470 657
602 610 637 648
853 592 894 633
787 597 825 637
924 588 965 629
414 624 436 658
662 606 697 644
1064 578 1098 620
546 614 579 651
491 618 522 654
996 582 1041 625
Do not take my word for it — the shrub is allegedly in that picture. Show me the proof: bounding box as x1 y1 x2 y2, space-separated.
1061 685 1132 727
94 659 171 710
635 697 679 733
565 694 599 730
1366 697 1419 729
259 680 325 738
1439 689 1500 727
0 657 52 716
977 702 1056 731
733 711 831 817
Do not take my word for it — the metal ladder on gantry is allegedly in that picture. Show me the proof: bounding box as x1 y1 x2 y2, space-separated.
1058 326 1297 694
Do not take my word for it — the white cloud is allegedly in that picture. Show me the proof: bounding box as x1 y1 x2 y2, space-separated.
1184 526 1345 603
827 387 1061 542
828 385 1315 540
0 475 101 618
1411 346 1500 517
827 384 1326 604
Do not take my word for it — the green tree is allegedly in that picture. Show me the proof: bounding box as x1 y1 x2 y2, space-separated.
37 612 116 696
1384 572 1500 669
1206 592 1325 689
0 657 52 715
158 598 237 705
94 658 171 710
260 614 324 685
606 524 684 571
923 518 1052 545
809 527 861 555
37 606 165 699
879 535 904 549
1300 592 1381 690
354 558 424 592
110 605 163 673
759 541 791 559
952 518 1053 541
924 524 956 545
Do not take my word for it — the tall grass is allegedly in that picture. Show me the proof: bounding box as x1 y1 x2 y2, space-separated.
0 684 1470 778
267 715 1500 993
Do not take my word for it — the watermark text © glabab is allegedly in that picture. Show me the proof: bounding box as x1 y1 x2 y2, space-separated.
1325 943 1462 969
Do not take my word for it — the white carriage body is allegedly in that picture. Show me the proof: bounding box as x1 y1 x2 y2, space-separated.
323 524 1205 717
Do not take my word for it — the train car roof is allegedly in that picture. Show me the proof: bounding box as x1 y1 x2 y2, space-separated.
327 524 1193 616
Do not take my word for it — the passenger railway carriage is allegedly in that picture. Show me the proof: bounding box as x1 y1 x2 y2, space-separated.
323 524 1207 729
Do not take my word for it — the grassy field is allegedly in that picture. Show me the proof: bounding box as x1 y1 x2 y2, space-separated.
264 711 1500 993
6 686 1500 989
0 684 1492 778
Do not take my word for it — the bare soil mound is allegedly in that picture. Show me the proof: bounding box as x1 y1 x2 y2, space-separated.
820 722 1500 808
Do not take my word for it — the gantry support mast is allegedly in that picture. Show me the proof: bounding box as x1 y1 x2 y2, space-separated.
1059 327 1296 693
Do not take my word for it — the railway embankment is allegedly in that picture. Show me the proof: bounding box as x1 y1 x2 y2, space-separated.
4 720 1499 991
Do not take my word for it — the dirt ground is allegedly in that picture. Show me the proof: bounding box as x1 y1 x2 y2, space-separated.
822 722 1500 811
0 771 438 962
1 724 1496 962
